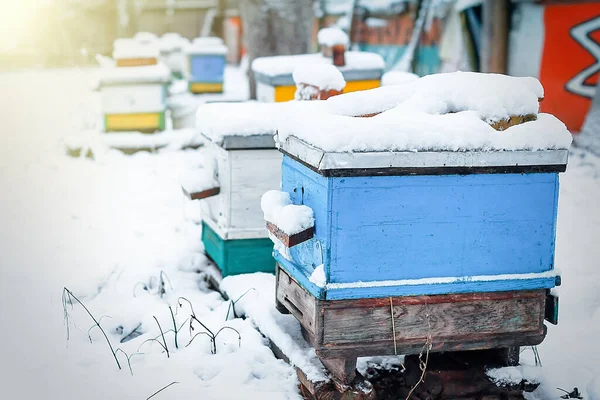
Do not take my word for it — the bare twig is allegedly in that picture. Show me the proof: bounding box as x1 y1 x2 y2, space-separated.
87 315 113 342
62 287 121 370
158 271 173 298
114 348 134 375
405 313 432 400
186 332 214 352
137 338 169 354
154 316 169 358
214 326 242 350
146 381 179 400
225 288 256 320
133 282 149 297
168 306 178 349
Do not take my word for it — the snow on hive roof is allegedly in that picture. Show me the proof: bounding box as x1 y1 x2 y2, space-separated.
251 51 385 79
293 64 346 91
323 71 544 120
134 32 159 44
159 32 188 52
99 63 171 86
195 101 301 148
186 37 228 55
275 72 572 154
317 27 349 47
113 38 159 59
381 70 419 86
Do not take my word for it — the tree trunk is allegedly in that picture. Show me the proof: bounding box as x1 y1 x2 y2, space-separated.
240 0 314 99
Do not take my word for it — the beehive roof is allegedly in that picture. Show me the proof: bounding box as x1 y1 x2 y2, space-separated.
252 52 385 85
196 101 294 149
113 38 159 60
185 37 228 55
274 72 572 172
99 63 171 86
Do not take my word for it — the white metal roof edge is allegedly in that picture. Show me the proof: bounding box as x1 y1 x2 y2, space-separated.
281 136 569 171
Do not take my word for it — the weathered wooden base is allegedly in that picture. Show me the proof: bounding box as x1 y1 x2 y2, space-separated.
201 221 275 277
276 265 547 383
270 339 375 400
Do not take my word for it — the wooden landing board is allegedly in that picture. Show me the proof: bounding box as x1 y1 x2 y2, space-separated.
266 222 314 247
276 266 547 361
182 185 220 201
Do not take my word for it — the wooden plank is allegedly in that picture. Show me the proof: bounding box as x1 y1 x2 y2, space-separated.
266 222 314 247
315 329 546 359
269 339 375 400
276 267 318 335
490 114 537 131
115 57 158 67
320 357 357 384
545 291 559 325
182 185 220 200
322 290 545 344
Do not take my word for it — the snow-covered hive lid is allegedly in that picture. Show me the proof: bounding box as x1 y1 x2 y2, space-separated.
196 101 297 150
113 38 160 60
134 32 159 44
293 64 346 91
276 72 573 175
186 37 228 55
252 52 385 86
159 33 189 53
99 63 171 87
317 27 350 47
381 70 419 86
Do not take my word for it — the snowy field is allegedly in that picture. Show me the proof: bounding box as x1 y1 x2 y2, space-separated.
0 68 598 399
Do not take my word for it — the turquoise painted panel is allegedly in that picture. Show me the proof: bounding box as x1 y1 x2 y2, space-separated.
190 54 225 83
202 220 227 268
201 221 275 277
357 44 440 75
329 173 559 284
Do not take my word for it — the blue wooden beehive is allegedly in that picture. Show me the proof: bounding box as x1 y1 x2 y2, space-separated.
185 37 227 94
265 72 573 383
273 145 566 300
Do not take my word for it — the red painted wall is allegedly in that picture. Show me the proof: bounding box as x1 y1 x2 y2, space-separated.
539 3 600 132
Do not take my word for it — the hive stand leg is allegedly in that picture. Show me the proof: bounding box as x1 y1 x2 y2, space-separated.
496 346 520 367
320 357 357 385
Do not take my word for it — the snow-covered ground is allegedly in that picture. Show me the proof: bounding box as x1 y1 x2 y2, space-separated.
0 68 598 399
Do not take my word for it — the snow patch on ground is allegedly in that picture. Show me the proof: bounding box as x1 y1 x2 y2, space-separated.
221 273 329 383
0 67 598 400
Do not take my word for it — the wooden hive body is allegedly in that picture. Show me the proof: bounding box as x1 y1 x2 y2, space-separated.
187 53 226 93
274 147 566 300
197 137 282 276
100 81 168 133
272 143 566 382
252 52 384 102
